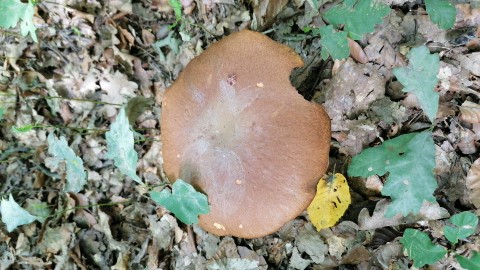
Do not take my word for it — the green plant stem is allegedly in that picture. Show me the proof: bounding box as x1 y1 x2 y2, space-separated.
44 96 122 106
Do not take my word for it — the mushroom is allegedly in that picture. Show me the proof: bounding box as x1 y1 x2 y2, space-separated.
161 30 331 238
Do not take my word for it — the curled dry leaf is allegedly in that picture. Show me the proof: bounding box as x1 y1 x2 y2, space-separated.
455 4 480 28
457 129 477 155
460 100 480 124
251 0 289 30
453 52 480 77
358 199 449 230
347 38 368 64
365 175 383 193
466 158 480 208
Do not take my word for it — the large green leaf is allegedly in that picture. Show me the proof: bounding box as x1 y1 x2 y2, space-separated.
150 179 210 225
317 25 349 60
0 0 37 42
105 107 142 184
393 46 439 122
424 0 456 30
348 132 437 217
444 211 478 244
0 194 39 232
401 228 447 268
457 251 480 270
48 133 87 193
322 0 390 40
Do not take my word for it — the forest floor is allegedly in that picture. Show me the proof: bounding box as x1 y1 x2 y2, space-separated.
1 0 480 269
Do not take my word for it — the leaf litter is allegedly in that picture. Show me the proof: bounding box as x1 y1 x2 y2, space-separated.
1 0 480 269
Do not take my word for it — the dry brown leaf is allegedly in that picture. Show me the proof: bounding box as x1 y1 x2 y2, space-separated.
251 0 289 30
453 52 480 77
460 100 480 124
455 4 480 28
348 38 367 64
358 199 449 230
100 71 138 118
365 175 383 193
466 158 480 208
457 129 477 155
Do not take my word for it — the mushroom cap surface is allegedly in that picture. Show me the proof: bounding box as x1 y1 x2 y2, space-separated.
161 30 331 238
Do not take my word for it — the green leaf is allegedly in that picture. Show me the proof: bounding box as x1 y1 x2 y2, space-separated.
348 132 437 217
0 194 39 232
48 133 87 193
322 0 390 40
169 0 182 26
0 107 4 120
444 211 478 244
457 251 480 270
424 0 456 30
0 0 37 42
105 107 142 184
318 25 349 60
150 179 210 225
400 228 447 268
393 46 439 122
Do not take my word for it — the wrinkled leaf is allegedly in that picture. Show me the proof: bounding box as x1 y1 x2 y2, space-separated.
150 179 210 225
317 25 349 60
48 133 87 193
348 38 368 63
289 247 311 270
0 194 39 232
393 46 439 122
307 173 351 231
323 0 390 40
400 228 447 268
425 0 456 30
348 132 437 217
251 0 289 30
358 199 449 230
296 223 327 264
466 158 480 208
105 107 142 184
207 258 259 270
444 211 478 244
0 0 37 42
456 251 480 270
460 100 480 124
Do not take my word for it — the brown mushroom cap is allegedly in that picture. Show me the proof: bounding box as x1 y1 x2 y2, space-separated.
161 30 331 238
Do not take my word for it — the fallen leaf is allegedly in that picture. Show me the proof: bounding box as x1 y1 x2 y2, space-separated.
453 52 480 77
307 173 351 231
348 38 367 64
457 129 477 155
358 199 449 230
289 247 311 270
251 0 289 30
296 223 327 264
460 101 480 124
0 194 39 232
466 158 480 208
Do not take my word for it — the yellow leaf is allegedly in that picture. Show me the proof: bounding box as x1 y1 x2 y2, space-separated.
307 173 351 231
